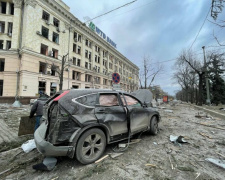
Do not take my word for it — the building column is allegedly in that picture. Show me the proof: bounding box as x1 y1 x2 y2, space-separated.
11 0 22 50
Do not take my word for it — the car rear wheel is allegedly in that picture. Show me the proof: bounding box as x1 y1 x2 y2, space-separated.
76 128 106 164
149 116 158 135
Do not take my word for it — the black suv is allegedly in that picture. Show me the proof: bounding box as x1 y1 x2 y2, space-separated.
34 89 160 164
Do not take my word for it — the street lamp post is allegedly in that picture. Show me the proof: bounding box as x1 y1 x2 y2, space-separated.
202 46 211 105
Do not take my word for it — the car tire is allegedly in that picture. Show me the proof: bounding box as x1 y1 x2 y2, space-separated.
76 128 106 164
149 116 158 135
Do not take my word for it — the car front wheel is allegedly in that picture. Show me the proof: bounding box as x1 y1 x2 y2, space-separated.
76 128 106 164
149 116 158 135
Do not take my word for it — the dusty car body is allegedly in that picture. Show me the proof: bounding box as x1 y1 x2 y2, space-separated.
34 89 160 164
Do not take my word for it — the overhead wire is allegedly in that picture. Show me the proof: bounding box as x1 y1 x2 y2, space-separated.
189 6 212 51
84 0 137 23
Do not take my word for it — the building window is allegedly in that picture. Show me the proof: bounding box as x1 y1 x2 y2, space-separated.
0 2 6 14
73 57 76 65
53 17 59 27
78 35 81 42
109 62 113 69
51 69 56 76
41 26 49 39
38 81 46 94
85 39 88 46
85 62 88 69
72 71 81 80
89 63 91 70
8 22 13 35
95 77 100 84
95 45 100 52
52 32 59 43
89 52 91 60
0 22 5 33
52 48 58 59
85 74 92 82
42 11 50 21
6 41 11 50
40 44 48 55
73 44 76 53
77 59 81 66
97 67 100 73
0 40 3 49
39 62 46 73
10 3 14 15
77 46 81 54
85 50 88 58
103 79 107 85
0 80 3 96
0 59 5 71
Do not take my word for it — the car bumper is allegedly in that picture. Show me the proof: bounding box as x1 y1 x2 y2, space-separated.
34 123 73 157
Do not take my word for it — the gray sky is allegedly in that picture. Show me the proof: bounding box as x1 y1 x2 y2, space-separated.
63 0 225 95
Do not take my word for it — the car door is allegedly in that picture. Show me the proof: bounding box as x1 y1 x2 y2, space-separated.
95 93 127 136
120 94 149 134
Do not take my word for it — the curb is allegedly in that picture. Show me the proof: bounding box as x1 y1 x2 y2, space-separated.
193 105 225 120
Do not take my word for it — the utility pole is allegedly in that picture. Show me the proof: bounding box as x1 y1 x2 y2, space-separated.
202 46 211 105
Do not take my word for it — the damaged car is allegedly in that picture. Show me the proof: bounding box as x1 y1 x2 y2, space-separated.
34 89 160 164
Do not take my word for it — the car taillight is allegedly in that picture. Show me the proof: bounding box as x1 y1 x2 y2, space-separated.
53 90 70 101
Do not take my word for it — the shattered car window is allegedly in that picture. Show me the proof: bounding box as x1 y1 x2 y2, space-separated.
99 94 119 106
121 95 141 107
76 94 97 107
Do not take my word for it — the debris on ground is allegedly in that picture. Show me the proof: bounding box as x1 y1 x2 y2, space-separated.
109 153 123 159
33 157 57 171
21 139 36 153
170 135 188 144
205 158 225 170
95 155 109 163
164 109 173 113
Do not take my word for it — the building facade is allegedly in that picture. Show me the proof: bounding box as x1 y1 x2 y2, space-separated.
0 0 139 100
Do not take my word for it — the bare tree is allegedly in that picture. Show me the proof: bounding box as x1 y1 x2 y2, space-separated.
176 50 206 105
47 54 69 91
140 55 164 89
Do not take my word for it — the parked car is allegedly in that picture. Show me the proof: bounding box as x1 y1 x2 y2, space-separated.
34 89 160 164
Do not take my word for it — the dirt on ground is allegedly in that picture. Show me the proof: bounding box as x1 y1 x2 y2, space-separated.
0 103 225 180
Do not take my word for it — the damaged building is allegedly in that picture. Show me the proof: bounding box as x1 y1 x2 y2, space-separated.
0 0 139 103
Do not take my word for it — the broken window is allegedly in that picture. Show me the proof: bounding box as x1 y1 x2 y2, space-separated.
6 41 11 50
42 11 50 21
120 95 141 106
73 57 76 65
8 22 13 35
53 17 59 27
85 62 88 69
38 81 46 94
1 2 6 14
85 74 92 82
85 50 88 58
0 80 3 96
76 94 97 107
52 32 59 43
72 71 81 80
10 3 14 15
77 59 80 66
52 48 58 59
0 59 5 71
78 34 81 42
39 62 46 73
103 79 107 85
99 94 119 106
0 40 3 49
73 44 77 53
42 26 49 39
0 21 5 33
77 46 81 54
40 44 48 55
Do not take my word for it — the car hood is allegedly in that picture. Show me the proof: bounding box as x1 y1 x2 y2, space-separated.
131 89 153 107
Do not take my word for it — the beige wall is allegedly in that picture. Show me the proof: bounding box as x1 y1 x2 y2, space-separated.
0 0 139 97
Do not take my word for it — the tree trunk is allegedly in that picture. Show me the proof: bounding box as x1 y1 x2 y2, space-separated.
198 73 203 106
